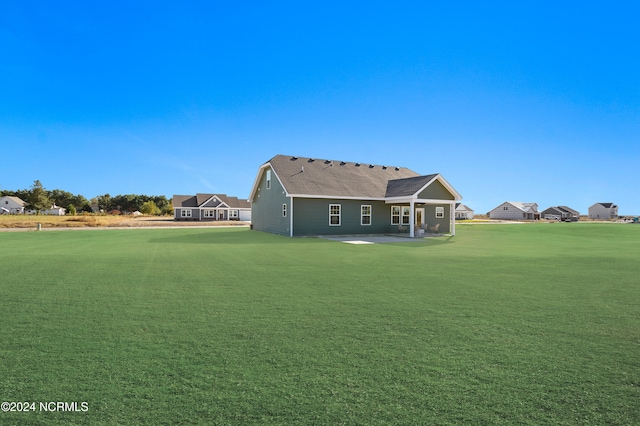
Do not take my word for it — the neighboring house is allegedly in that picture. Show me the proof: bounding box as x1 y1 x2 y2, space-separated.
455 203 474 220
43 204 66 216
248 155 462 237
488 202 540 220
0 196 26 214
588 202 618 220
173 194 251 221
541 206 579 221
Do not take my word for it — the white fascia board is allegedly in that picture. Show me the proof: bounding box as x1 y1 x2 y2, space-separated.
412 174 462 201
248 162 291 202
199 195 221 208
434 174 463 200
248 164 269 202
288 194 385 201
385 198 457 204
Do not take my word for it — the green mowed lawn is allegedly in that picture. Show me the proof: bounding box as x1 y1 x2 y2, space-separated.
1 224 638 424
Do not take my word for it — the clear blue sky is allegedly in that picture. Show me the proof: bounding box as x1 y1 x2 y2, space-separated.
1 1 638 215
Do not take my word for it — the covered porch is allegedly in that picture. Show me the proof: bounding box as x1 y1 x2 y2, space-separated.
387 198 457 238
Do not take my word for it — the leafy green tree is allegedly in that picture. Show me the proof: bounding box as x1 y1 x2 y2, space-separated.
67 204 77 215
26 180 51 214
161 200 174 216
140 200 160 215
95 194 112 212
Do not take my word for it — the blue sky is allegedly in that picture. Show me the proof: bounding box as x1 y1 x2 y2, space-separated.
1 1 638 215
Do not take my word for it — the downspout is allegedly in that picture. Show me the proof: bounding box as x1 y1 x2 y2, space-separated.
289 196 294 237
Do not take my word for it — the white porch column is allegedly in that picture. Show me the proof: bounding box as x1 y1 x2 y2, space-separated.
409 200 415 238
450 202 456 236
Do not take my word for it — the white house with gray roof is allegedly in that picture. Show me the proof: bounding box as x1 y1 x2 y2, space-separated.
0 196 26 214
455 203 474 220
588 202 618 220
488 201 540 220
248 155 462 237
173 194 251 221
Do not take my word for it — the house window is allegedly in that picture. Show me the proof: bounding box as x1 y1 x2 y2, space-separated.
436 207 444 218
203 210 215 218
329 204 341 226
282 204 287 217
181 209 192 218
266 170 271 189
391 206 400 224
361 205 371 225
503 206 508 210
229 210 238 218
402 206 410 224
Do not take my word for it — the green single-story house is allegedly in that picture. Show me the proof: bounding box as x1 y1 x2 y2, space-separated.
248 155 462 237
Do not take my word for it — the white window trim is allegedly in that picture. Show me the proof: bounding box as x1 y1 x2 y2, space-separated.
329 204 341 226
436 206 445 218
266 170 271 189
391 206 400 225
181 209 192 218
361 205 372 226
282 203 287 217
402 206 410 225
203 210 215 218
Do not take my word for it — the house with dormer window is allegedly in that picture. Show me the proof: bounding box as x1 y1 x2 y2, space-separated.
173 194 251 221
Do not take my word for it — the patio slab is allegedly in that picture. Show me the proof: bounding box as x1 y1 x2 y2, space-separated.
321 234 441 244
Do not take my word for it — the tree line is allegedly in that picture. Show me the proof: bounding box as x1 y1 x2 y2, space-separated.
1 180 173 215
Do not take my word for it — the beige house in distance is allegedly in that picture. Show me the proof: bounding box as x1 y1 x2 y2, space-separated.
0 196 26 214
488 201 540 220
588 203 618 220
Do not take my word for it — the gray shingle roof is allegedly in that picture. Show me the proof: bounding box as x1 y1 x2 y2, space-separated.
268 155 425 198
385 174 438 197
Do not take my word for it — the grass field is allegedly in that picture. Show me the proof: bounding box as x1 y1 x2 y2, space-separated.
1 223 638 424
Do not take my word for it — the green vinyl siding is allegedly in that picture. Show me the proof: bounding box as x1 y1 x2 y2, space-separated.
422 203 451 233
251 167 290 236
293 199 395 236
418 179 455 200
